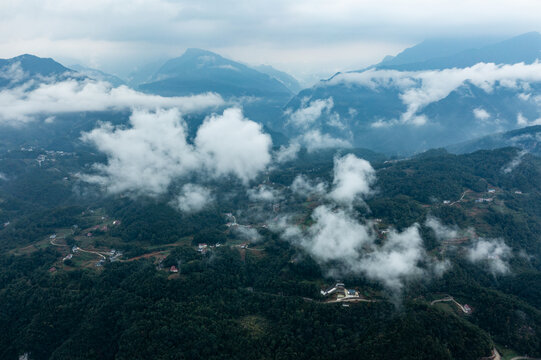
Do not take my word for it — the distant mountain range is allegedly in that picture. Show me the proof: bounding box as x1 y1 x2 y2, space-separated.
377 32 541 71
0 54 73 88
137 48 298 125
2 34 541 157
69 64 125 87
279 32 541 155
447 125 541 156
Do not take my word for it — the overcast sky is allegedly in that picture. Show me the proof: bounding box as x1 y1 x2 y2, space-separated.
1 0 540 83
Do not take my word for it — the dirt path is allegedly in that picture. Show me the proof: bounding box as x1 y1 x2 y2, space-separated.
49 233 108 260
75 247 107 259
324 297 378 304
431 296 469 313
50 237 67 247
450 190 470 206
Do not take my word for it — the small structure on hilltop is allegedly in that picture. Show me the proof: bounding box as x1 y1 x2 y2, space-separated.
321 282 360 301
198 243 208 252
321 282 346 297
170 265 179 273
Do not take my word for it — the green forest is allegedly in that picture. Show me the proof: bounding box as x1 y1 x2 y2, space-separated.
0 146 540 359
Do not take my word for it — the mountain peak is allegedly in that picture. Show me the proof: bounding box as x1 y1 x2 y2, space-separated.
183 48 220 57
0 54 71 78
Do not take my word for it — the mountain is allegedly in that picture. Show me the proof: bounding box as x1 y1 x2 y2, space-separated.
138 49 294 125
253 64 302 93
378 37 497 68
140 48 292 98
377 32 541 71
69 64 125 87
0 54 73 88
447 125 541 156
126 60 166 88
279 32 541 155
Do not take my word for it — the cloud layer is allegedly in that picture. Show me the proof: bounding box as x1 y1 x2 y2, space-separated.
171 183 214 213
0 76 224 125
2 0 540 81
329 62 541 126
80 107 272 195
274 154 445 293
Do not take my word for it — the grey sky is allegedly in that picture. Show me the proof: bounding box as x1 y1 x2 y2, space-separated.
1 0 540 82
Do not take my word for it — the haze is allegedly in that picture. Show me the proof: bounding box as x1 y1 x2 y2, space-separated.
2 0 541 84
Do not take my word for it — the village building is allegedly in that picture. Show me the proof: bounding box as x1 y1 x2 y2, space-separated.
198 243 208 252
170 266 179 273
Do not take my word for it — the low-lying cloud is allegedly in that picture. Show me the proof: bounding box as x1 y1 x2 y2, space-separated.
328 153 376 206
467 238 512 274
274 154 446 293
0 77 224 124
329 62 541 126
195 108 272 184
426 216 512 275
285 97 335 129
247 185 281 202
291 175 327 197
277 205 444 293
80 107 272 195
171 183 214 213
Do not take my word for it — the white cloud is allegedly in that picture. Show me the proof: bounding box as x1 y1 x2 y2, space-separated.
194 108 272 184
473 107 491 121
467 238 512 274
330 62 541 126
297 130 351 152
0 62 27 85
274 142 301 163
171 183 213 213
80 108 199 195
80 107 272 195
233 226 263 243
276 205 444 292
3 0 541 81
247 185 281 202
291 175 327 197
425 216 460 241
516 112 541 126
0 78 224 125
298 205 373 262
274 156 447 293
502 149 527 174
328 154 376 206
355 224 430 291
286 97 334 129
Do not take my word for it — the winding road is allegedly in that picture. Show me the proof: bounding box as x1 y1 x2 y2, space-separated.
430 296 469 313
